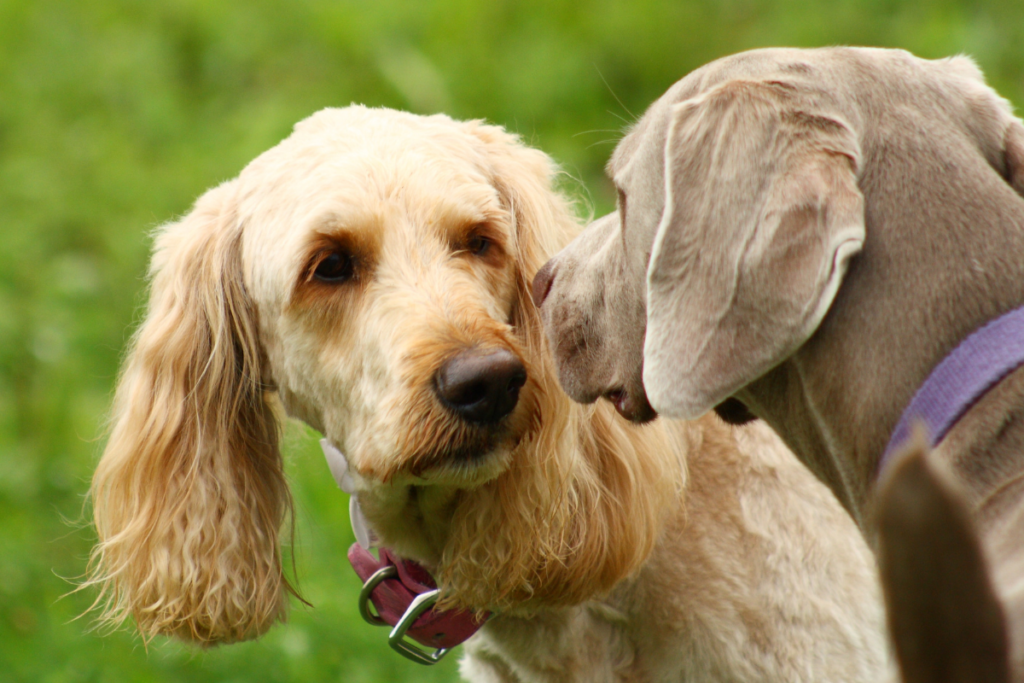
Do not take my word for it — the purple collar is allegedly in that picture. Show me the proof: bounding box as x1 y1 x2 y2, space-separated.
880 305 1024 473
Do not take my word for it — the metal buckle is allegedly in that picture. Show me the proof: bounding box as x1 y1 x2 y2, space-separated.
358 565 398 626
358 566 449 665
387 589 449 665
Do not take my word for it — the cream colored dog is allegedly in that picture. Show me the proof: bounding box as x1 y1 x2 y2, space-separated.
88 106 888 681
535 47 1024 681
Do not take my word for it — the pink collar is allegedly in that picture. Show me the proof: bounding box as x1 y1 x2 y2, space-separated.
348 544 488 663
320 439 489 664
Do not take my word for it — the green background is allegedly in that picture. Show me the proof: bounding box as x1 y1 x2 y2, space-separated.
1 0 1022 681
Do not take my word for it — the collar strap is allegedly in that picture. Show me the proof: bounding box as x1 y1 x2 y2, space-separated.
348 543 488 653
880 305 1024 472
319 439 489 659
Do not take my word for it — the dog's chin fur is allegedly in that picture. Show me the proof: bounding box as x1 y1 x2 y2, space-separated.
367 424 516 485
436 401 681 615
406 442 516 486
369 430 522 492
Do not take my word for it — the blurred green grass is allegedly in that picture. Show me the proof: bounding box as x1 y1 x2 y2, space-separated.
1 0 1022 680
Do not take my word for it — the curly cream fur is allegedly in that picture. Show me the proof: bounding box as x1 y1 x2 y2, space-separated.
88 181 292 643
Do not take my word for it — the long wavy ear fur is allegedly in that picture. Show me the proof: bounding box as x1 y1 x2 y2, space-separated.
88 181 292 644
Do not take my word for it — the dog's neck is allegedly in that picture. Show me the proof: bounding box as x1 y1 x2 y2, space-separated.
739 142 1024 527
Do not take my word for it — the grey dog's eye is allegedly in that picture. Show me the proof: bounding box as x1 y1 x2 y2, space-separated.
314 251 355 283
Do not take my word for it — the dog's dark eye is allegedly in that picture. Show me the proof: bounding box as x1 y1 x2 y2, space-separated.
467 234 491 256
314 251 355 283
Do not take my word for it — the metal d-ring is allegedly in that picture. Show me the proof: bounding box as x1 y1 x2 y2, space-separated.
388 588 449 665
358 565 399 627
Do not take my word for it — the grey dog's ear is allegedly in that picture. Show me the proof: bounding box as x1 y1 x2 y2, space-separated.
643 80 865 418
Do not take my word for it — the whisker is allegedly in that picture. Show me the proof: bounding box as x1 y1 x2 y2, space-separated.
573 129 623 138
595 66 637 123
607 110 634 127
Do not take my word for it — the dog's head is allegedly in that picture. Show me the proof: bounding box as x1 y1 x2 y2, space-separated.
536 47 1024 423
245 108 569 490
89 107 678 642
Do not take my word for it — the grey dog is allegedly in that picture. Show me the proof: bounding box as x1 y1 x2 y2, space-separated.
535 47 1024 682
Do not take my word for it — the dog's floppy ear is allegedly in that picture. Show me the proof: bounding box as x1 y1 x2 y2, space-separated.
88 181 292 644
644 80 865 418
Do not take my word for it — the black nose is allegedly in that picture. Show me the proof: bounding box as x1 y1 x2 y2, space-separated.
531 260 557 308
434 349 527 424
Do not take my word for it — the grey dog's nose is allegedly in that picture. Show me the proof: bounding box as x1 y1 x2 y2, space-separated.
434 349 527 424
531 260 557 308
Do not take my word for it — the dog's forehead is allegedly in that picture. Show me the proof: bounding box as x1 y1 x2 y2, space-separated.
242 116 504 233
257 115 496 196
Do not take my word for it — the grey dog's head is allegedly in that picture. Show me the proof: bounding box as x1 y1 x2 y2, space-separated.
535 47 1022 423
535 48 868 422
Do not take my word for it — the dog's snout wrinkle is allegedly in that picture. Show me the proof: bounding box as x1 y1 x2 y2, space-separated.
531 260 557 308
434 348 527 425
